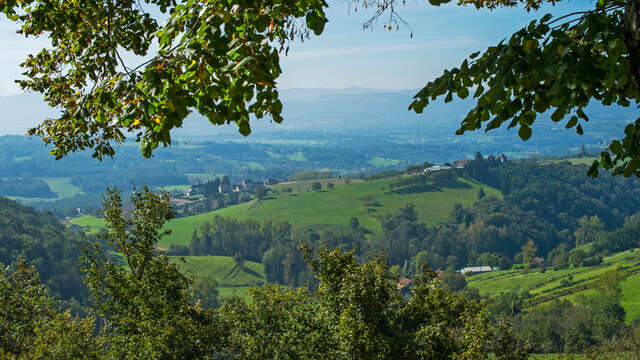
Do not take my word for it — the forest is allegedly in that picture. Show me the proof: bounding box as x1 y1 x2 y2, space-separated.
4 0 640 357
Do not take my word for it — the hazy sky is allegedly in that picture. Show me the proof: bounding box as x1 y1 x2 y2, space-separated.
0 1 591 96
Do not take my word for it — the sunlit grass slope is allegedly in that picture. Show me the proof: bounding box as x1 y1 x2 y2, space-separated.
174 255 264 300
467 249 640 323
63 175 501 251
69 215 105 234
158 176 501 248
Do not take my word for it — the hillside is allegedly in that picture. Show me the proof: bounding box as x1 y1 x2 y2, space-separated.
175 256 265 299
166 176 500 247
69 175 500 248
467 249 640 323
0 196 96 305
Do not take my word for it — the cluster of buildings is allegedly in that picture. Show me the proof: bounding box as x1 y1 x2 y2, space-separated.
422 159 469 174
186 178 280 197
422 155 507 174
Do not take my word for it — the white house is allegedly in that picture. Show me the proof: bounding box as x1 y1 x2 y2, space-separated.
460 266 494 276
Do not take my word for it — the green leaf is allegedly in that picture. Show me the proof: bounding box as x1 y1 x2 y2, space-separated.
610 140 623 155
306 11 327 36
518 126 532 141
565 116 578 129
473 84 484 98
587 161 599 177
445 92 453 103
458 87 469 99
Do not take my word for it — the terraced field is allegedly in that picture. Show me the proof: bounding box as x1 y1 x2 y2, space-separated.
467 249 640 323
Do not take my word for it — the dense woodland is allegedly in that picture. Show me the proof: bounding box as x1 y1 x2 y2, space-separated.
0 197 98 311
178 157 640 292
4 155 640 356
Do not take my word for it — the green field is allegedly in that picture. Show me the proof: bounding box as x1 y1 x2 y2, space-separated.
268 178 363 193
158 176 501 247
217 286 252 299
174 256 264 286
71 175 500 249
68 215 105 234
44 178 85 198
467 249 640 323
173 255 264 300
540 157 596 166
7 178 84 205
368 157 400 167
286 151 307 162
157 184 190 193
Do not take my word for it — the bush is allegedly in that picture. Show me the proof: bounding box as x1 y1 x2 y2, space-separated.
168 244 190 256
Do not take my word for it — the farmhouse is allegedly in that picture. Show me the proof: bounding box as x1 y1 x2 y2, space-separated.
187 181 204 196
453 159 472 168
218 183 231 193
459 266 494 276
264 178 279 185
233 179 260 193
423 165 452 173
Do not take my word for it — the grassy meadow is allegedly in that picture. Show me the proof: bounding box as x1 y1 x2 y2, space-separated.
7 178 84 205
64 174 500 249
539 157 597 166
157 176 500 247
69 215 105 234
467 249 640 323
174 255 264 286
177 256 263 300
44 178 85 198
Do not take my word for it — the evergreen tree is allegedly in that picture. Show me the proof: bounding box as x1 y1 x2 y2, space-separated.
189 230 202 256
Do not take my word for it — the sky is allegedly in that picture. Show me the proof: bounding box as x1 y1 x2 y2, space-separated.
0 1 593 96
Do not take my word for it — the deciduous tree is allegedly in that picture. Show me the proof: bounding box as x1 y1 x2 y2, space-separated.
5 0 640 178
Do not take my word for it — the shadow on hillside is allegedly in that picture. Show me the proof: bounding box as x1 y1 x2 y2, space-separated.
224 265 264 280
389 180 471 195
439 180 473 189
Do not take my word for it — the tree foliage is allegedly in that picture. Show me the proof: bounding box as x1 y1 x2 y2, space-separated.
6 0 640 178
0 259 100 359
409 0 640 177
0 197 97 307
84 186 218 358
1 187 532 358
2 0 328 159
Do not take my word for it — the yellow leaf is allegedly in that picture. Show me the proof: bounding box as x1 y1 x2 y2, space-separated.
525 39 537 51
256 81 273 87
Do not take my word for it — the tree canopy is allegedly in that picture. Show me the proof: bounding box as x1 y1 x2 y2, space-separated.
3 0 640 177
409 0 640 178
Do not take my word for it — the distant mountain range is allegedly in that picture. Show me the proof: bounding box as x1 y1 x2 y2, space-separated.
0 88 636 154
0 87 470 137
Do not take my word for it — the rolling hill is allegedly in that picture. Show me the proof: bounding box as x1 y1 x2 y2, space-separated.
467 249 640 323
175 255 265 300
69 174 501 248
168 176 500 247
